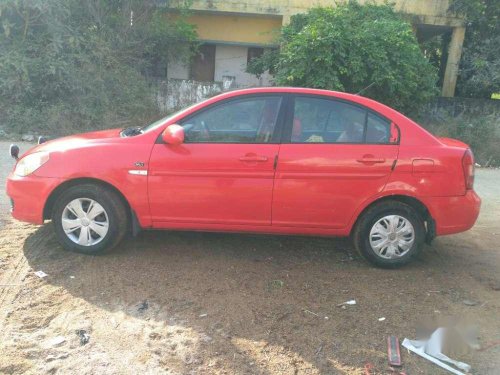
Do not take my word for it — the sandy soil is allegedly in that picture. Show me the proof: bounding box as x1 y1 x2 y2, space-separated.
0 141 499 374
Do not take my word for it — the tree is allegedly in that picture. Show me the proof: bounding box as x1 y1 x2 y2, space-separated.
449 0 500 98
0 0 197 135
247 2 438 115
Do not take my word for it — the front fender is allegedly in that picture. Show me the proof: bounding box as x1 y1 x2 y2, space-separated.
34 142 154 227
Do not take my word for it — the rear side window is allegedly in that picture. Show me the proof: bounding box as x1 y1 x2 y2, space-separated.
180 96 282 143
366 113 391 143
291 96 397 144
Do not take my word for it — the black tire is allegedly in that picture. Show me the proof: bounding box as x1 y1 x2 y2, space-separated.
353 201 425 268
52 184 128 255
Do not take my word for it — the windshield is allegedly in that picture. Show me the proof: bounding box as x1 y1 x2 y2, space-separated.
140 110 182 133
141 101 203 133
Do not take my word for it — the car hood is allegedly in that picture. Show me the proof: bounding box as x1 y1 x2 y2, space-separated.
23 129 122 156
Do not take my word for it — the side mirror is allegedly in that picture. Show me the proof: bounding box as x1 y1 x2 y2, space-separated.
10 144 19 160
162 124 185 146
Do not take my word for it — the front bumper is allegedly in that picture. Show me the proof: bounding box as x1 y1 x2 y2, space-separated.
6 173 62 225
423 190 481 236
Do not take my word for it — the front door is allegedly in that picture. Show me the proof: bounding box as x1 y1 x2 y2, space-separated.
272 95 399 229
191 44 216 82
148 95 284 227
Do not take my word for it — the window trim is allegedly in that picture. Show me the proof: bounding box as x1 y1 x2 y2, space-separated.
156 93 288 145
282 94 400 145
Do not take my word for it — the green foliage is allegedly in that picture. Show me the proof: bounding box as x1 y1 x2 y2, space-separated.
449 0 500 98
0 0 197 135
247 2 438 115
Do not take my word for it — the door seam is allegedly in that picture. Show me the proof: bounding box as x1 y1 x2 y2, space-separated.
270 145 281 226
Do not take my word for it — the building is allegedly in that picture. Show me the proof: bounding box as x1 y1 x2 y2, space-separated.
166 0 466 97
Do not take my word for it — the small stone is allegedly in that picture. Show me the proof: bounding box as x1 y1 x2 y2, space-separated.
45 353 68 362
201 334 213 343
462 299 478 306
137 300 149 312
21 134 35 142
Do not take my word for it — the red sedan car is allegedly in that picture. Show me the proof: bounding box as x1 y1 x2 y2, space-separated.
6 87 480 267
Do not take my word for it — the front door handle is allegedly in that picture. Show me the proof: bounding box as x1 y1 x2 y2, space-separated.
357 156 386 164
239 155 268 162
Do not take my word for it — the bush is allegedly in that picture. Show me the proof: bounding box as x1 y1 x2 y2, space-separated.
0 0 197 136
247 2 439 115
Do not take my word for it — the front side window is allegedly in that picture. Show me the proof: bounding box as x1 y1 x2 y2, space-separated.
180 96 282 143
291 96 396 144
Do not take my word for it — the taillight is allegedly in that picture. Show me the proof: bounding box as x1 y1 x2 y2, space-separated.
462 149 475 190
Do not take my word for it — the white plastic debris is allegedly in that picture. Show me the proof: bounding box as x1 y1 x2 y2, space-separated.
34 270 47 278
45 336 66 347
70 276 75 279
402 328 471 375
378 317 386 321
199 313 208 318
337 300 356 307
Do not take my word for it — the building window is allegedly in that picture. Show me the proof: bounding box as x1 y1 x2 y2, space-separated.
247 47 264 66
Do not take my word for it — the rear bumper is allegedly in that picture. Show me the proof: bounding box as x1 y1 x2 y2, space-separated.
423 190 481 236
6 173 62 225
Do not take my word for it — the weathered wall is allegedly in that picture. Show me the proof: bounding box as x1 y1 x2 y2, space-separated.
152 79 222 113
426 97 500 118
187 13 282 45
167 45 273 87
170 0 463 27
214 45 272 86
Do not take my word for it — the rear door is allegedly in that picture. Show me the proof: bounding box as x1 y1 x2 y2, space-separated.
272 95 399 229
148 94 284 226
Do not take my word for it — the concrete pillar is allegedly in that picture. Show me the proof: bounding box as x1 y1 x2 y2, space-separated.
442 26 465 97
282 13 291 25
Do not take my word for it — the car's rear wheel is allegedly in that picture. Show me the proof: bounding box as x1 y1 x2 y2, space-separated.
353 201 425 268
52 184 128 254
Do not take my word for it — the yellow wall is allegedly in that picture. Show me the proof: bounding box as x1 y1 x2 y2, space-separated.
187 14 282 46
171 0 464 27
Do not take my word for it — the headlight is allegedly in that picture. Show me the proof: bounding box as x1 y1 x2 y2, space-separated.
14 152 50 176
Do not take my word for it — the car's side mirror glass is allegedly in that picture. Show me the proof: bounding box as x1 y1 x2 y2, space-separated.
162 124 185 145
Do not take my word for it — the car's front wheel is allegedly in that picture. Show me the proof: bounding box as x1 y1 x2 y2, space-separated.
353 201 425 268
52 184 128 254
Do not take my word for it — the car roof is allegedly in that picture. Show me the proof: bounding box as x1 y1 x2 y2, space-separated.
218 86 360 100
211 86 398 119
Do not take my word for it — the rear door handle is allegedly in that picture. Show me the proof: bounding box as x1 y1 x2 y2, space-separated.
356 157 386 164
239 155 268 162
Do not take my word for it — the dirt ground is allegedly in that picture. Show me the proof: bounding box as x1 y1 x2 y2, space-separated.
0 141 499 374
